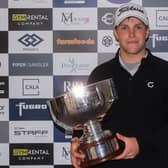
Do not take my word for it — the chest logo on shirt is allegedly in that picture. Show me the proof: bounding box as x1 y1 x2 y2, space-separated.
147 81 154 88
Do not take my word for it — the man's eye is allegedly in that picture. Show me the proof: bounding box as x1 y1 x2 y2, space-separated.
120 26 127 30
136 26 142 29
135 25 144 29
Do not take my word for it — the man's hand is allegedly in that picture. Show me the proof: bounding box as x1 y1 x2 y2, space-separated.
70 133 140 168
114 133 140 160
70 137 85 168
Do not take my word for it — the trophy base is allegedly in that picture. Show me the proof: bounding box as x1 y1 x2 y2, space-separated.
80 135 125 168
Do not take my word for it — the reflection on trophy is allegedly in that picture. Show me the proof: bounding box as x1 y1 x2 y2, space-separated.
47 78 124 167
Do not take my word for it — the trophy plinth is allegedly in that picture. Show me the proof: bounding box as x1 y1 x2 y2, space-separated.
47 78 124 167
79 120 124 167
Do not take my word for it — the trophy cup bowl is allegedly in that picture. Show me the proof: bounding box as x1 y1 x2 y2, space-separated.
47 78 124 167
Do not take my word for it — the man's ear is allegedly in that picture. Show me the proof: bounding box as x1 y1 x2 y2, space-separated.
113 28 119 42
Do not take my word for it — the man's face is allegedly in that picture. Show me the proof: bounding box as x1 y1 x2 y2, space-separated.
113 17 149 56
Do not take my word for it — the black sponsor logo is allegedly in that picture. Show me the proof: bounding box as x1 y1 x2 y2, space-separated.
10 143 53 165
117 5 144 17
102 35 113 47
0 77 8 98
9 8 52 30
18 34 43 47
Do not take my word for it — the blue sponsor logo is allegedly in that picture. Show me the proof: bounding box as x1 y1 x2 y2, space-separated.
53 76 88 96
9 99 52 120
107 0 131 3
53 0 97 7
147 30 168 52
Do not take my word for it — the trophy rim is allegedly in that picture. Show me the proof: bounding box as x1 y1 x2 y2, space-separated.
52 78 114 99
47 78 117 130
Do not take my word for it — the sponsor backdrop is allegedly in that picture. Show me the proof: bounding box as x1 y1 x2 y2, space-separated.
0 0 168 167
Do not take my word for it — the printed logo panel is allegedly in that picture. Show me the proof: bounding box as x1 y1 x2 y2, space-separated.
152 52 168 62
0 99 9 121
54 143 71 165
0 54 8 76
0 121 9 143
98 0 142 7
107 0 131 3
9 54 53 75
10 143 53 165
156 9 168 28
143 0 168 7
0 0 8 8
147 30 168 52
53 30 97 52
0 76 8 98
53 8 97 30
0 9 8 30
53 53 97 75
146 8 168 29
9 99 52 120
53 0 97 7
9 121 53 143
9 8 52 30
0 31 8 53
98 30 119 53
0 144 9 165
9 76 53 98
9 31 53 53
98 53 115 65
54 127 71 143
98 8 116 30
9 0 52 8
53 76 88 96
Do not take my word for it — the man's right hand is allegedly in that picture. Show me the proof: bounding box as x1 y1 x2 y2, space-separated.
70 137 85 168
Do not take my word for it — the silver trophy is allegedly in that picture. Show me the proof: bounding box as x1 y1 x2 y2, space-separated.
47 78 124 167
